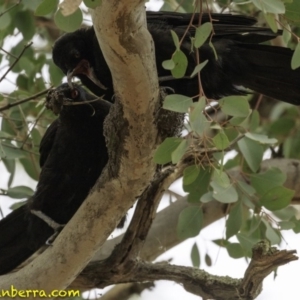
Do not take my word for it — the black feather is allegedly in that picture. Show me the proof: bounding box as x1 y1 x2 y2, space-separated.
0 84 111 275
52 11 300 105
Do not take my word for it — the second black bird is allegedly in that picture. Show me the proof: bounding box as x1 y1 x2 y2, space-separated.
52 11 300 105
0 84 111 275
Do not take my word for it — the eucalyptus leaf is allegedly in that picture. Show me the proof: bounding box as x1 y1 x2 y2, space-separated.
177 206 203 239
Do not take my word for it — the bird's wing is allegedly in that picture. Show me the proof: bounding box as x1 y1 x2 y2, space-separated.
146 11 257 27
39 118 59 168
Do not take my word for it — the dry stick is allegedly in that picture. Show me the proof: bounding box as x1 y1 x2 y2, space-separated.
0 42 33 83
0 88 50 112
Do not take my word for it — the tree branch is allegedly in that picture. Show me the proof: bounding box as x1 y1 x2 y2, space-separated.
70 158 300 291
0 88 51 112
0 2 160 296
239 240 298 299
71 242 298 300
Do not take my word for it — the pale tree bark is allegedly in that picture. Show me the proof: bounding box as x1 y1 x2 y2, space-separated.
0 0 160 296
1 2 299 299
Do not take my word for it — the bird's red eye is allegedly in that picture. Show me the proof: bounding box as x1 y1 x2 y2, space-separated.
71 89 78 98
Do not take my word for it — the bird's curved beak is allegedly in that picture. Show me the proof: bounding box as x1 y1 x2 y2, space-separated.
67 59 107 90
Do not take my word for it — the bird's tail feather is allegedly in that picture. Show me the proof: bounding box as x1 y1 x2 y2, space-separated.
232 43 300 105
0 206 38 275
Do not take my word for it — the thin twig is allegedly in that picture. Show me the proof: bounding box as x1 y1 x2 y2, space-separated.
62 97 105 106
0 88 51 112
0 42 33 83
0 47 18 59
20 106 47 149
0 0 21 17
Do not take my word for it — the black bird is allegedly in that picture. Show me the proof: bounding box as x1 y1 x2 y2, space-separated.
0 84 111 275
52 11 300 105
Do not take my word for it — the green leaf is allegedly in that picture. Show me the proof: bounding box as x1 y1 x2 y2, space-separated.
177 206 203 240
35 0 59 16
226 243 244 259
16 74 29 90
49 61 64 86
226 201 243 239
2 158 16 187
0 144 26 159
264 13 278 32
163 94 193 113
237 181 256 196
19 57 35 75
252 0 285 14
171 50 188 78
248 216 263 237
15 10 35 40
200 191 214 203
171 139 188 163
291 43 300 70
262 220 281 245
59 0 82 16
285 1 300 23
293 218 300 233
191 243 201 268
209 41 218 59
236 233 257 257
54 8 83 32
162 59 175 70
10 200 27 211
183 168 212 193
269 117 295 137
241 195 255 209
0 10 11 30
250 168 286 196
219 96 250 117
153 137 183 164
272 206 297 221
83 0 102 9
170 30 180 49
7 186 34 199
190 60 208 78
260 186 294 211
212 239 229 247
212 170 230 188
245 132 277 145
238 137 263 172
191 113 211 135
249 110 260 132
194 23 213 48
190 98 211 135
205 253 212 266
20 157 40 181
210 179 238 203
190 97 206 120
229 116 248 126
282 23 292 44
183 165 200 186
213 131 230 150
279 221 295 230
